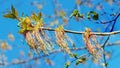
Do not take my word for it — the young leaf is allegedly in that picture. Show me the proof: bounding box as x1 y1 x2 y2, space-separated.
79 14 84 18
105 63 108 67
73 53 78 58
38 12 42 19
3 5 18 19
87 11 99 20
65 61 70 68
11 5 16 14
11 5 18 17
70 9 79 18
79 57 87 63
75 57 87 65
102 63 108 67
3 14 16 19
18 17 33 34
31 12 42 22
31 12 38 21
34 18 43 30
93 13 98 20
75 60 80 65
70 9 84 19
18 28 26 34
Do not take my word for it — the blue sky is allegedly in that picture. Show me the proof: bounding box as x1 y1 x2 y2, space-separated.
0 0 120 68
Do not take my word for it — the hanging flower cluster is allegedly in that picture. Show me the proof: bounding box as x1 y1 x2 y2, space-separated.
3 6 74 55
17 12 73 55
55 25 72 55
83 28 103 63
17 12 49 54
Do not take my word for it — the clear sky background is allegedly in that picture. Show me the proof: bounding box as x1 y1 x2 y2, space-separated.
0 0 120 68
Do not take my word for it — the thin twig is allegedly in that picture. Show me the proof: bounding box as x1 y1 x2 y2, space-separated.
0 42 120 66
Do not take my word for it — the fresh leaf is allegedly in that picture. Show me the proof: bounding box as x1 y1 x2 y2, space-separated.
102 63 108 67
79 57 87 63
65 61 70 68
18 17 33 34
93 13 98 20
70 9 79 18
11 5 18 17
79 14 84 18
11 5 16 14
3 5 18 19
105 63 108 67
75 60 80 66
38 12 42 19
87 11 99 20
75 57 87 65
31 12 38 21
73 53 78 58
3 13 16 19
70 9 84 19
18 28 25 34
31 12 42 22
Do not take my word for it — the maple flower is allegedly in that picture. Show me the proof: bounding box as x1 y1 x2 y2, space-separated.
55 25 71 55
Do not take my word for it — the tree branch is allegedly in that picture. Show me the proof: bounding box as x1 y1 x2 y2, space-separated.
41 27 120 36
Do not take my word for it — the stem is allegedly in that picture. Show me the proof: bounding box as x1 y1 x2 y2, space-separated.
40 27 120 36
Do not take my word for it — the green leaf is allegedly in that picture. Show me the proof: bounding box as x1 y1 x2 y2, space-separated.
65 61 70 68
38 12 42 19
87 11 99 20
18 28 25 34
3 5 18 19
75 57 87 66
70 9 79 18
3 13 16 19
73 9 79 16
70 9 84 19
93 13 98 20
79 14 84 18
73 53 78 58
18 17 33 34
14 10 18 17
11 5 15 14
75 60 80 66
102 62 108 67
80 57 87 63
31 12 40 22
11 5 18 17
104 63 108 67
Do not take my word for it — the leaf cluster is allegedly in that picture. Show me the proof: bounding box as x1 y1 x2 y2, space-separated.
3 5 18 19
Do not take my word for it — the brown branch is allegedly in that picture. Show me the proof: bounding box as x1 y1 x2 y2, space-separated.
41 27 120 36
